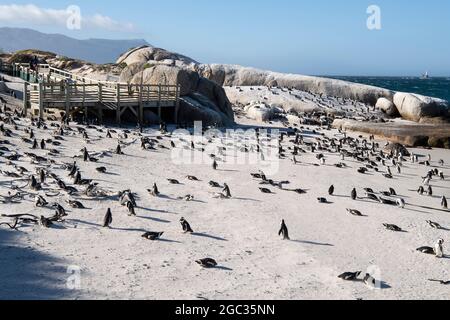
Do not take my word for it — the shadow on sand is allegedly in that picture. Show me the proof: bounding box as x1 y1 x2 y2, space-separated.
192 232 228 242
0 228 73 300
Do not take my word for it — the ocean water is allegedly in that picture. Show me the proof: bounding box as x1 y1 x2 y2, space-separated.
328 76 450 102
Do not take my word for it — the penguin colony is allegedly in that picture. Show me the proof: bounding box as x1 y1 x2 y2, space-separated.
0 91 449 298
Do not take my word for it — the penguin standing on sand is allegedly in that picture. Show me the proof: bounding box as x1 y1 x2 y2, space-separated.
442 196 448 210
83 147 89 162
212 160 218 170
222 183 231 198
436 239 445 258
351 188 357 200
149 183 160 197
39 169 46 184
328 185 335 196
180 217 194 233
278 219 290 240
116 143 123 155
126 201 136 216
103 208 113 228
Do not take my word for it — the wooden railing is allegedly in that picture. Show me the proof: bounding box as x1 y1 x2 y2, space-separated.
15 63 181 123
26 82 179 105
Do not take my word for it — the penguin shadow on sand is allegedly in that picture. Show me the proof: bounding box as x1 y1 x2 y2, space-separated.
358 279 392 290
290 239 334 247
138 206 177 215
406 203 450 214
101 171 121 177
191 232 228 242
137 215 171 224
156 194 179 201
232 197 261 203
68 219 102 228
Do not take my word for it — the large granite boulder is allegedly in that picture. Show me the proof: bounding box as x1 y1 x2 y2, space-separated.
393 92 449 123
376 97 399 117
119 53 234 126
117 46 197 67
198 64 395 106
179 94 234 126
131 65 199 96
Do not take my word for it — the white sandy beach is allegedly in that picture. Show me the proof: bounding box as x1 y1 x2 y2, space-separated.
0 110 449 301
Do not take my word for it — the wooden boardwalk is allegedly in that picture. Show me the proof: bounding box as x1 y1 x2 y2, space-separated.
3 62 181 124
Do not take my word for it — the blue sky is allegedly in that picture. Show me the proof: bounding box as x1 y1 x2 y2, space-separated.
1 0 450 76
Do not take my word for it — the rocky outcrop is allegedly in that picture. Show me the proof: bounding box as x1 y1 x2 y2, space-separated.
333 118 450 148
117 46 197 69
131 65 199 96
119 47 234 126
243 102 284 122
393 92 449 123
197 64 395 106
376 97 399 117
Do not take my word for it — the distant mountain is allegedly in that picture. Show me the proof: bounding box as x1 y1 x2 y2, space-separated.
0 27 150 64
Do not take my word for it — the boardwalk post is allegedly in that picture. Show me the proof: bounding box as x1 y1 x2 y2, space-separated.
98 83 103 123
38 82 44 119
158 84 162 120
65 82 71 117
23 82 28 117
138 83 144 124
116 84 121 124
174 84 180 124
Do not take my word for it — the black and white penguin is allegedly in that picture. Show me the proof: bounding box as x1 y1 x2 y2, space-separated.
148 183 160 196
396 198 406 209
347 209 364 217
103 208 113 228
195 258 217 268
383 224 403 232
317 197 329 204
328 185 335 196
142 231 164 240
167 179 180 185
363 274 377 288
212 160 218 170
351 188 357 200
40 139 46 150
442 196 448 210
259 188 273 194
35 195 48 207
115 143 123 155
53 204 67 219
278 219 290 240
66 200 85 209
83 147 89 162
96 167 107 173
338 271 362 281
417 239 444 258
39 168 46 184
127 201 136 216
180 217 194 233
426 220 442 229
222 183 232 198
417 186 425 195
209 181 221 188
